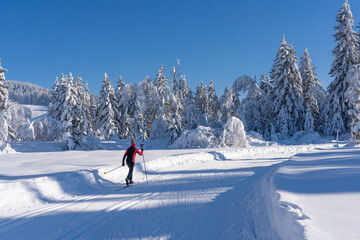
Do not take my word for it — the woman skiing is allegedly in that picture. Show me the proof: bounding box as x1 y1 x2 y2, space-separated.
122 139 143 185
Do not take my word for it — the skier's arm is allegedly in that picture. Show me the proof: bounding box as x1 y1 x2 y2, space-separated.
135 147 143 156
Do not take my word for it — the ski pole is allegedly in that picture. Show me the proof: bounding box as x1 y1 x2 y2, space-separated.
104 165 123 175
140 143 148 183
142 154 148 183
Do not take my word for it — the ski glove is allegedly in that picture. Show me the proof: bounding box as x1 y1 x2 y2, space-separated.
140 144 144 151
122 162 125 166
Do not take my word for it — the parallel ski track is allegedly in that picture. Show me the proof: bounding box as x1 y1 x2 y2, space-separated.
51 192 157 240
0 150 295 239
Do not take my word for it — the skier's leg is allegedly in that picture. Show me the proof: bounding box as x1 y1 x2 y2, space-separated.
127 162 134 183
128 162 135 183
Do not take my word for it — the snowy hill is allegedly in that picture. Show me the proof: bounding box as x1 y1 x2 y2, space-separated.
2 141 357 239
6 80 51 105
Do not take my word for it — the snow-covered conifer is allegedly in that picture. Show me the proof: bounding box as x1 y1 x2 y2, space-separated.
154 65 169 114
300 48 320 132
178 75 189 119
304 104 315 132
207 80 221 123
170 59 181 98
326 0 359 135
134 100 145 139
50 73 68 121
119 107 133 139
346 64 360 143
195 81 208 115
241 80 271 136
219 87 235 122
96 73 118 139
0 59 9 112
137 76 155 139
259 73 270 94
48 77 59 118
182 89 199 130
270 36 304 136
61 73 79 149
167 112 182 142
150 65 177 139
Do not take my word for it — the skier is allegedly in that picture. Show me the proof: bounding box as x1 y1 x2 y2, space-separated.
122 139 143 185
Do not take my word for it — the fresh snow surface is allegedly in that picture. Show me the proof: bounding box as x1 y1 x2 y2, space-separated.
0 141 356 239
273 146 360 240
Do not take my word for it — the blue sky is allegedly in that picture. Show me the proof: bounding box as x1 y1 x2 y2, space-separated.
2 0 360 95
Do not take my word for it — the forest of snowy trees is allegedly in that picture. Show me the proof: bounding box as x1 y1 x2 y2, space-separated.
1 0 360 150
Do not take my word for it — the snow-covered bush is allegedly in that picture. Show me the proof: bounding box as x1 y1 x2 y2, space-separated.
0 103 32 142
172 126 219 148
17 119 35 141
220 117 248 147
150 114 170 140
32 117 62 141
0 143 16 153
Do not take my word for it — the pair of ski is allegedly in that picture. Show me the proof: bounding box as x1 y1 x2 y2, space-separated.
115 177 146 191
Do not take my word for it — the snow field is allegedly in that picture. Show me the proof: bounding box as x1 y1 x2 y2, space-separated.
0 142 333 239
273 147 360 240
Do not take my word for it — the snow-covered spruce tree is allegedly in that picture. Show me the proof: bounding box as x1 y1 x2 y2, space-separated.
48 77 59 118
134 100 145 139
84 80 93 134
96 73 118 139
241 79 272 138
194 81 209 125
167 111 183 143
346 64 360 144
150 65 177 140
168 59 184 140
178 75 190 123
115 76 130 138
0 59 8 112
207 80 221 123
171 59 181 99
50 73 68 121
300 48 320 132
127 84 137 119
326 0 359 136
119 106 133 139
178 76 198 130
137 76 155 139
219 87 235 122
259 73 271 94
75 75 92 136
270 36 304 136
0 59 16 143
182 89 199 130
61 73 79 149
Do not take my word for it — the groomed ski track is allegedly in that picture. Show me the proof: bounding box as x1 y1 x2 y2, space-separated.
0 145 320 240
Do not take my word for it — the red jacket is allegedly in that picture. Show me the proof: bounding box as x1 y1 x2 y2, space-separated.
122 144 143 164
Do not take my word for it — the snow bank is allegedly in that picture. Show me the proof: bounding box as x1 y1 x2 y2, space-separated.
171 117 248 149
247 131 277 146
261 172 305 240
0 143 16 153
220 117 248 147
0 170 109 213
0 103 32 142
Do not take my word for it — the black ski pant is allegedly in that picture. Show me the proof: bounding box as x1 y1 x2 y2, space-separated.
126 161 135 181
